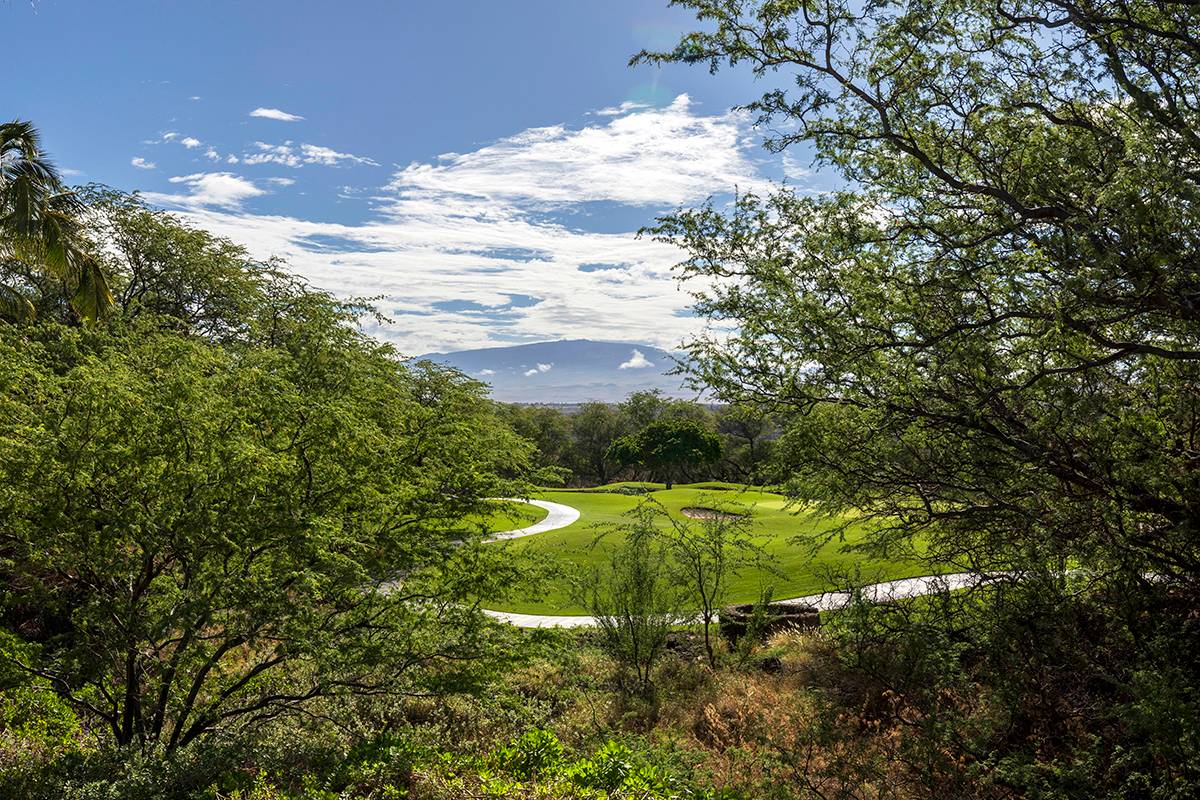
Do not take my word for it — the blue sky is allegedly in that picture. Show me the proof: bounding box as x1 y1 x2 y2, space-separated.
8 0 820 354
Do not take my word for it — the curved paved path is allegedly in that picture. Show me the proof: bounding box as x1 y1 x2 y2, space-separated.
487 498 580 541
482 498 998 628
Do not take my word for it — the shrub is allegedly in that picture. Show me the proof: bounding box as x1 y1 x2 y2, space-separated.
580 504 685 696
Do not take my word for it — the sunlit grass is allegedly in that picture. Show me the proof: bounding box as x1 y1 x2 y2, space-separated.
466 499 548 533
480 486 935 615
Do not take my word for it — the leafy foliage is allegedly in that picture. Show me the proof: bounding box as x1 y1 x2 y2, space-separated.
0 191 536 754
607 418 722 490
0 121 113 323
428 730 738 799
637 0 1200 792
580 503 685 696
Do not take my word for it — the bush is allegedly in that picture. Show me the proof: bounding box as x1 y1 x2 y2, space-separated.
580 504 685 696
494 728 564 779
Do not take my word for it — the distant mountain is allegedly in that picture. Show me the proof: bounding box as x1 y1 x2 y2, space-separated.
415 339 689 403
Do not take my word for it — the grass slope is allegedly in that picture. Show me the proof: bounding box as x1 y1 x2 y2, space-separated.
481 485 933 615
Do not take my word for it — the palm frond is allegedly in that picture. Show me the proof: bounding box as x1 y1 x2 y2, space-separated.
0 281 35 322
69 250 115 324
0 119 113 324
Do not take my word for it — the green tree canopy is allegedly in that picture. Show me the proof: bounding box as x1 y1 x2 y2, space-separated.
606 418 721 489
639 0 1200 583
568 401 627 485
0 192 535 752
637 0 1200 791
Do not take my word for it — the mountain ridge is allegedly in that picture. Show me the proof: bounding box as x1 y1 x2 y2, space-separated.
414 339 689 403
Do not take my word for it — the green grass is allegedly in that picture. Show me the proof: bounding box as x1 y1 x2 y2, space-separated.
480 487 935 615
467 499 548 533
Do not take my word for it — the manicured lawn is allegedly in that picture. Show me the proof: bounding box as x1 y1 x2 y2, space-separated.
467 499 548 533
480 485 935 615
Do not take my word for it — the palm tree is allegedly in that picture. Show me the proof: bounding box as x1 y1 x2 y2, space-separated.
0 119 112 322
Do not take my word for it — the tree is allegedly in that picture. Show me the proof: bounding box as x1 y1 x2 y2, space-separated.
655 498 769 667
580 503 683 696
638 0 1200 792
0 121 112 323
716 403 774 483
0 205 535 752
81 186 273 339
496 403 573 480
606 418 721 489
639 0 1200 580
569 401 626 484
617 389 671 430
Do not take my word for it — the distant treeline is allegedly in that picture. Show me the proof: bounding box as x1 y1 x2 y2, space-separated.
494 391 780 487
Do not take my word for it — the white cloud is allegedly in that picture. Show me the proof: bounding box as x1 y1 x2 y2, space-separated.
593 101 651 116
162 132 179 141
250 107 304 122
478 368 496 376
387 94 764 207
204 148 221 161
189 96 202 101
267 177 296 186
145 96 775 354
146 172 266 209
243 141 301 167
523 363 553 377
618 349 654 370
782 152 810 181
169 201 703 353
180 137 202 149
299 143 378 166
242 141 377 168
130 156 156 170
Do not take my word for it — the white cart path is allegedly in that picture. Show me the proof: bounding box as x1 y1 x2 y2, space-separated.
486 498 581 541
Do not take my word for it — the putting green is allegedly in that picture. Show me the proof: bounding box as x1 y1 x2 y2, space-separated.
480 485 933 615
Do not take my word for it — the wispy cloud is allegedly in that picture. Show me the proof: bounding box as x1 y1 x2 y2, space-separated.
267 177 296 186
781 151 810 181
299 143 378 166
618 349 654 369
131 156 156 170
250 107 304 122
242 141 377 168
148 96 774 353
479 368 496 376
593 100 652 116
523 363 553 377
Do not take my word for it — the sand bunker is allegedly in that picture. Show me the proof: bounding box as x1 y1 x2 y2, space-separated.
680 506 745 521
